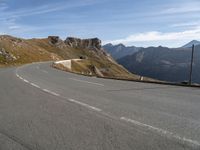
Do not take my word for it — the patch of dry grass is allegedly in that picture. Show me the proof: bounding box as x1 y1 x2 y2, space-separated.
0 35 156 81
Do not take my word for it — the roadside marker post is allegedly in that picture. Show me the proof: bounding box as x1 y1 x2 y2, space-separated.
189 44 195 85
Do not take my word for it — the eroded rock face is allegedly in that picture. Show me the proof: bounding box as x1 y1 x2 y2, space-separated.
0 48 16 61
65 37 102 50
48 36 102 51
48 36 59 44
48 36 66 48
48 36 61 44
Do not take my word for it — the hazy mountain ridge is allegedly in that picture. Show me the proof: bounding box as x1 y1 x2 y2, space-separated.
118 43 200 84
103 43 141 59
182 40 200 48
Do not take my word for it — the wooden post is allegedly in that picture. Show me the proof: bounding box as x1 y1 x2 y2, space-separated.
189 44 195 85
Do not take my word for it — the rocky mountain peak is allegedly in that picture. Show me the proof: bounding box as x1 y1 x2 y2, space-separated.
104 43 113 47
182 40 200 48
47 36 67 49
48 36 62 44
65 37 102 50
116 43 125 47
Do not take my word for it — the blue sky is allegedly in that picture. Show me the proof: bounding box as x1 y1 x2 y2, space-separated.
0 0 200 47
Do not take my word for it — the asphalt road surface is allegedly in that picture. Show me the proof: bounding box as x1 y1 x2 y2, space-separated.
1 62 200 150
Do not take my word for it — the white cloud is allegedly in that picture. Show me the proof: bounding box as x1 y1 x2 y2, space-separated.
0 0 102 35
8 26 20 30
104 26 200 45
0 2 8 11
171 22 200 28
0 0 100 20
161 2 200 14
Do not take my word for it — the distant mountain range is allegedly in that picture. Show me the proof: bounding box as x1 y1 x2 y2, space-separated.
104 40 200 59
104 40 200 84
118 44 200 84
182 40 200 48
103 43 141 59
2 36 199 84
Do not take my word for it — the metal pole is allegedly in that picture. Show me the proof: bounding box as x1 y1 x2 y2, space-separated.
189 44 195 85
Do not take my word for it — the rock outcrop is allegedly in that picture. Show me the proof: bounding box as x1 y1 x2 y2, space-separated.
65 37 102 50
0 48 16 61
48 36 60 44
48 36 103 52
48 36 66 48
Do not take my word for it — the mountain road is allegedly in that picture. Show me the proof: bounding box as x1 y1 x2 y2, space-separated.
1 62 200 150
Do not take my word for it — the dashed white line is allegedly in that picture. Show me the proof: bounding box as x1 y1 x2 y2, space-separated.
120 117 200 147
23 79 29 83
15 69 200 148
69 78 104 86
15 68 200 148
42 88 60 96
50 92 60 96
41 89 101 112
43 89 51 93
68 98 102 112
30 83 40 88
15 69 102 113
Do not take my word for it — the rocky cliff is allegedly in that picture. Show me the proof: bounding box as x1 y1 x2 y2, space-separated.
65 37 102 50
47 36 105 54
48 36 67 49
0 48 16 62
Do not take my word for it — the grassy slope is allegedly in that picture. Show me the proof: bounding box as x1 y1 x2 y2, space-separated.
0 35 138 79
0 35 61 65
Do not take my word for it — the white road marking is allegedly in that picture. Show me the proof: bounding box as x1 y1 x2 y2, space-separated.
16 73 61 96
23 79 29 83
42 88 60 96
50 91 60 96
30 83 40 88
15 71 102 113
69 78 104 86
120 117 200 147
68 98 102 112
40 88 101 112
15 66 200 148
43 89 51 93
